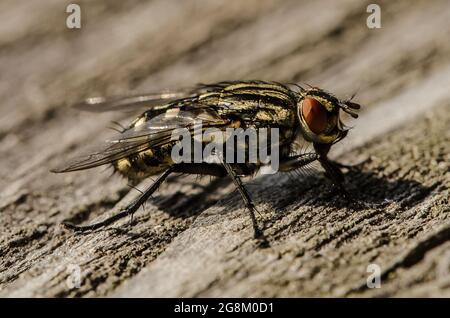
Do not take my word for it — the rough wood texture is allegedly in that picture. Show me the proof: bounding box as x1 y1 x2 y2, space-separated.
0 0 449 297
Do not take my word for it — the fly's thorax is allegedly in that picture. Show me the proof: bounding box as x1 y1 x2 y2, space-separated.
214 82 297 126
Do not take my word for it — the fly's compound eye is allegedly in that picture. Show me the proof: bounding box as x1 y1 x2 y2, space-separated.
301 98 328 134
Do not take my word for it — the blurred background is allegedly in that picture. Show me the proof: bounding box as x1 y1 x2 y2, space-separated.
0 0 449 297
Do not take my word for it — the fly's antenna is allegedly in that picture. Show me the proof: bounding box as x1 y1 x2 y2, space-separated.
339 100 360 118
339 87 362 118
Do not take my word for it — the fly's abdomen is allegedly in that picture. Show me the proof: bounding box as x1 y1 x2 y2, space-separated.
113 145 174 182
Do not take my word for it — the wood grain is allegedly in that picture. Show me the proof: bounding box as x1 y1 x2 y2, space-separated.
0 0 449 297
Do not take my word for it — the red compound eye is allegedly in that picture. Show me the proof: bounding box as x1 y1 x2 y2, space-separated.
301 98 328 134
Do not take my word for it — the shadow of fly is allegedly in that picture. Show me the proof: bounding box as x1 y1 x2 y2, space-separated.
52 81 360 238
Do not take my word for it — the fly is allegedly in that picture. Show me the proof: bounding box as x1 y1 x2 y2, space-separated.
52 81 361 238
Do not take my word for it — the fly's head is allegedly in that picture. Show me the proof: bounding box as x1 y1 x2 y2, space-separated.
296 86 361 145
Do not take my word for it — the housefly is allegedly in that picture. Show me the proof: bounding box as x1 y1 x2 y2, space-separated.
52 81 360 238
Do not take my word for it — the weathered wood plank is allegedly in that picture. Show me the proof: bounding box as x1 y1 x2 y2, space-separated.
0 0 449 297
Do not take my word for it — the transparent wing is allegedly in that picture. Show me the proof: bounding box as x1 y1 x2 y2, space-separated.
73 91 191 113
51 109 230 173
72 82 237 113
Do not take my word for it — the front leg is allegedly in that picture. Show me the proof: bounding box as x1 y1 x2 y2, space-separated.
278 153 319 172
313 143 353 201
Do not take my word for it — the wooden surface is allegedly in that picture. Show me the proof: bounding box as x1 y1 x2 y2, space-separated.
0 0 449 297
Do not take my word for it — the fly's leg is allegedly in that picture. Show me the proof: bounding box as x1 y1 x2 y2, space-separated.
319 156 386 208
318 156 377 208
278 153 319 172
173 162 262 238
222 162 262 238
63 167 174 231
313 143 358 203
319 158 346 191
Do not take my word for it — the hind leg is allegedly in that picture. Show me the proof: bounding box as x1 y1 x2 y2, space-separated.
63 167 174 231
